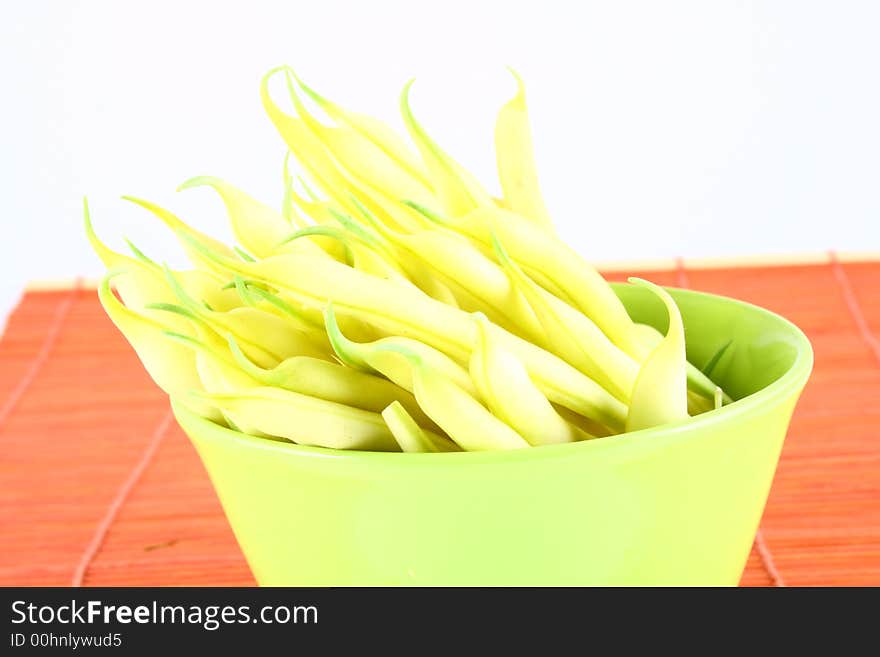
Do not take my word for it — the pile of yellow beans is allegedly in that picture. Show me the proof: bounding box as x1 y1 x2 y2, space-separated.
85 67 725 452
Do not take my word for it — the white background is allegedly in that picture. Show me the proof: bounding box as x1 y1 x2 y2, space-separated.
2 1 879 319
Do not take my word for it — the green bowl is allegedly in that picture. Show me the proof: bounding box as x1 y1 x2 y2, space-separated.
172 284 813 586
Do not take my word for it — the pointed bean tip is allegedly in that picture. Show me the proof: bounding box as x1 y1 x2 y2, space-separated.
294 73 326 106
261 66 295 118
327 205 351 222
403 199 448 227
399 79 417 119
401 198 427 215
261 65 292 91
124 238 155 266
103 267 126 283
120 194 164 217
82 200 95 231
504 66 525 89
177 176 216 193
488 229 507 257
373 342 423 366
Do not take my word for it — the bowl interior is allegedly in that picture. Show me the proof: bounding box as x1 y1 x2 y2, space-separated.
613 283 810 401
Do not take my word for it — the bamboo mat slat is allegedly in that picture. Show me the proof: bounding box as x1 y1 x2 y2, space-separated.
1 260 878 586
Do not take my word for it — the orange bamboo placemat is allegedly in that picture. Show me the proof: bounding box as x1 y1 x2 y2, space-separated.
1 259 878 586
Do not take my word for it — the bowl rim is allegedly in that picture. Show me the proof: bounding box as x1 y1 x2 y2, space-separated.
172 285 814 466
